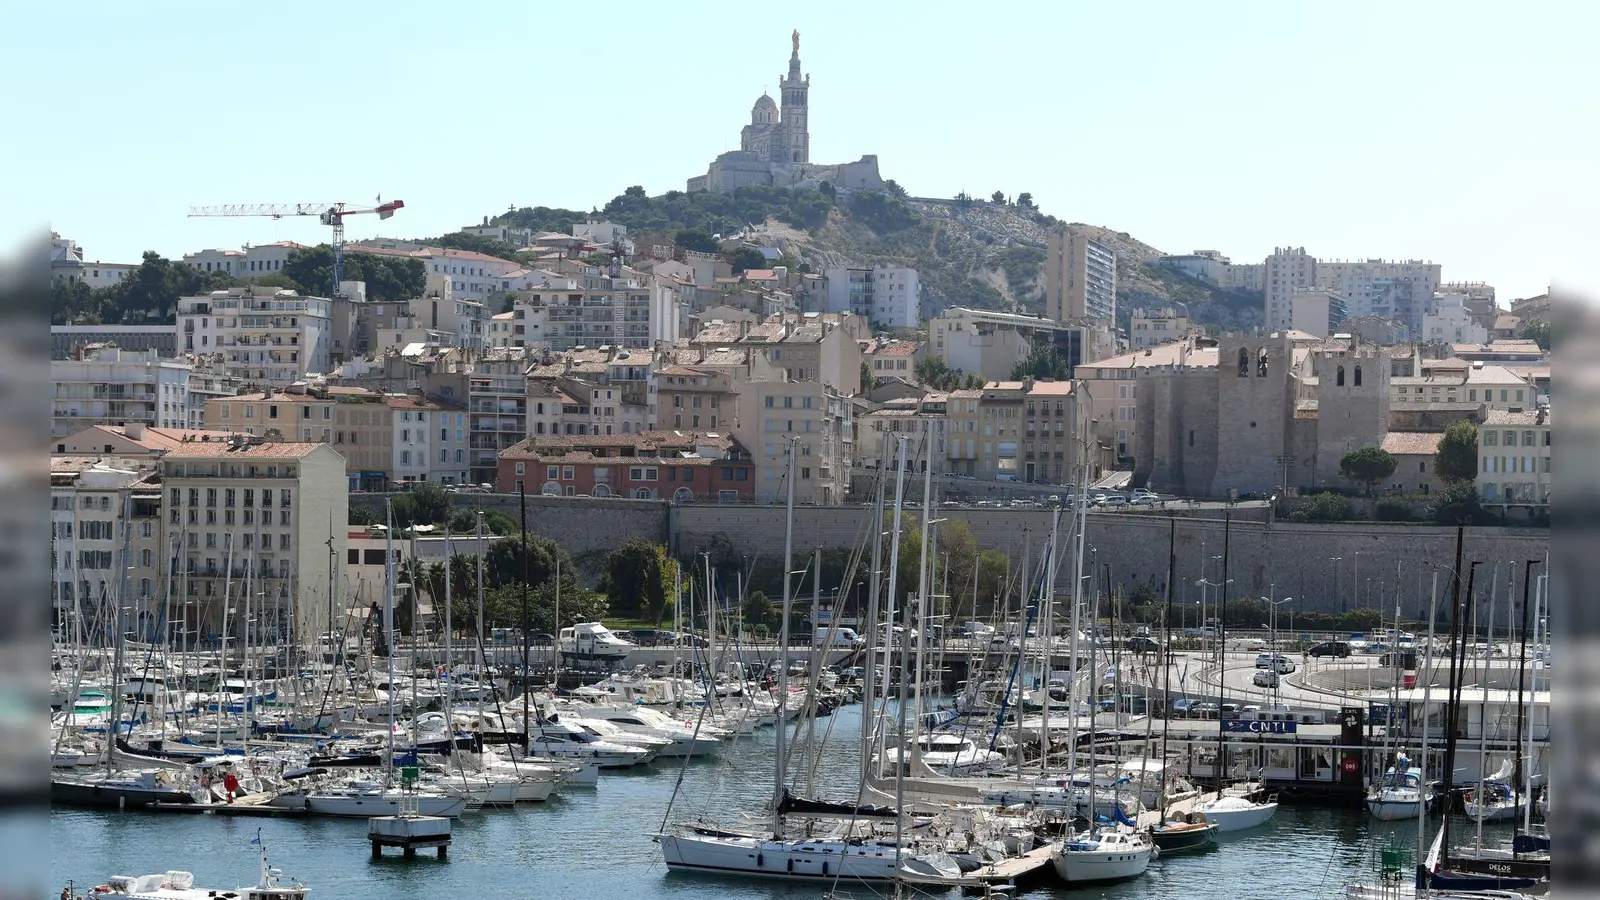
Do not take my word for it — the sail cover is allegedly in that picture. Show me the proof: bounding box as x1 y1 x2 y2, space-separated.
776 789 899 819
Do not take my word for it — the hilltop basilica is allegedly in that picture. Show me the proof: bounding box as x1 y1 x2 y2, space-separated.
687 31 885 194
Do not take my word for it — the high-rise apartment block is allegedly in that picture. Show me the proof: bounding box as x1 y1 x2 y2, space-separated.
1045 230 1117 322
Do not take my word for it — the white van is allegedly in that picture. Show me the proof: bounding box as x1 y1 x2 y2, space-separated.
813 626 862 647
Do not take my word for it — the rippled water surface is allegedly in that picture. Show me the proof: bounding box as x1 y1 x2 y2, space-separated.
52 705 1505 900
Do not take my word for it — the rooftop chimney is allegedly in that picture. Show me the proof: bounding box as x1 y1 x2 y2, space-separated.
124 423 145 441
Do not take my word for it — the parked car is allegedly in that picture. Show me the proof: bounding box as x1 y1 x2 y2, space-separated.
1169 698 1197 715
1255 653 1296 674
958 621 996 638
1188 702 1220 718
1126 636 1161 654
1097 494 1129 508
1308 641 1351 658
1253 669 1280 688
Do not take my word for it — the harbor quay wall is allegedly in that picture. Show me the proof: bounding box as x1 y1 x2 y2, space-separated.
349 495 1549 615
351 493 669 559
670 507 1550 616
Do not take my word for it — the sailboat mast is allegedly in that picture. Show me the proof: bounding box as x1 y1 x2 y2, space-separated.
383 499 396 783
773 437 798 834
910 428 935 770
879 436 910 780
1513 559 1535 811
1440 531 1477 858
1213 513 1231 789
1417 570 1440 872
860 438 886 785
475 511 486 672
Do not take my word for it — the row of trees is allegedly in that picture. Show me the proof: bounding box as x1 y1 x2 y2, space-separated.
52 245 428 326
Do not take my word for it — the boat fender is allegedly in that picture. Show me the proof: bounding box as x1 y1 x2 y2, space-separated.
822 861 828 876
786 859 793 873
756 853 763 867
1150 846 1160 860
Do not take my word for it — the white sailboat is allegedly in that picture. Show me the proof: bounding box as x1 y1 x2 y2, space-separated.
657 437 962 885
1367 754 1430 821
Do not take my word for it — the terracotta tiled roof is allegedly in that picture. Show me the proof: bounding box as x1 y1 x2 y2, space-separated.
1381 432 1444 456
1482 408 1550 427
500 430 738 459
163 441 327 459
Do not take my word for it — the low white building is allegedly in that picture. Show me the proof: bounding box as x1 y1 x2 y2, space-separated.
929 306 1048 382
52 347 192 438
1128 306 1191 350
1422 290 1490 344
822 266 920 329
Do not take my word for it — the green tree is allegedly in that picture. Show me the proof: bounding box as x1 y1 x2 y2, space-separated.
599 538 678 622
447 506 518 536
990 191 1007 205
435 231 520 260
348 505 377 527
884 179 907 198
1435 420 1479 483
483 533 572 592
1339 446 1398 495
954 191 973 208
282 246 425 301
1010 345 1071 381
675 228 718 254
860 360 874 391
742 590 774 628
729 247 767 273
409 483 451 525
1431 481 1487 526
1519 317 1551 350
582 252 613 267
1292 493 1352 522
847 191 917 233
1016 192 1036 210
817 181 836 200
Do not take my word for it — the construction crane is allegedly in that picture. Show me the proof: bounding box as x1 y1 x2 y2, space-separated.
187 199 405 295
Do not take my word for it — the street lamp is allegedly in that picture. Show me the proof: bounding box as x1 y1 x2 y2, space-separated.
1262 593 1293 703
1330 557 1343 614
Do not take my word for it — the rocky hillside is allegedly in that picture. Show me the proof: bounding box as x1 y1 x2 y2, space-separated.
489 186 1264 331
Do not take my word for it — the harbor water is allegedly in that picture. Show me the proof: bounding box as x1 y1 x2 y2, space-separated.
50 703 1496 899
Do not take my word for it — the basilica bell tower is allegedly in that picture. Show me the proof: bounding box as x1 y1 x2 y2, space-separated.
779 29 810 164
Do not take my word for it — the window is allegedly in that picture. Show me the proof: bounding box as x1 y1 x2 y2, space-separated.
764 396 774 408
1523 430 1535 447
1483 430 1496 446
1257 347 1269 377
279 534 291 551
1354 365 1362 387
1336 365 1346 387
1238 348 1249 377
515 462 525 475
1503 430 1515 446
801 467 811 480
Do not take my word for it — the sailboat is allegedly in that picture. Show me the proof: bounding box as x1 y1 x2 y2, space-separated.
656 437 962 885
1050 456 1153 884
1367 753 1430 821
1146 519 1219 855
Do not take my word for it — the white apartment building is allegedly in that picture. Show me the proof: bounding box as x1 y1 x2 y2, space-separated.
1264 247 1316 332
1477 407 1550 506
1129 306 1191 350
387 396 436 485
185 355 240 429
822 266 921 329
52 347 192 438
158 440 348 642
1423 291 1490 344
734 378 854 505
51 459 162 641
428 405 471 486
177 287 332 384
1316 259 1440 333
516 269 681 351
419 278 489 350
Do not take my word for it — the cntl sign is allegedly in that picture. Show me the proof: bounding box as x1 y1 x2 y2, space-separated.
1222 719 1298 734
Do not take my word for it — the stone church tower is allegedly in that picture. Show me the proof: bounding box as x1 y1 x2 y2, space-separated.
779 29 810 164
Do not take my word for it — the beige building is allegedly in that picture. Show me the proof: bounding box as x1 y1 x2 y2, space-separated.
159 440 348 642
733 377 854 504
1379 431 1447 496
1045 230 1117 322
207 386 394 490
1022 380 1080 485
1477 407 1550 508
655 365 736 431
691 319 862 397
54 424 237 461
1129 307 1191 351
51 458 163 641
860 338 925 384
943 388 983 475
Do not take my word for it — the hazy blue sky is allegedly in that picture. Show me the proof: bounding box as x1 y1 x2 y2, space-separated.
12 1 1592 300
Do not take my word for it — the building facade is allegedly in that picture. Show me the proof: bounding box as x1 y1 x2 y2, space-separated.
52 347 192 438
157 440 347 642
734 378 853 504
1128 307 1191 351
1264 247 1317 332
178 287 332 384
1045 230 1117 322
497 432 754 502
1477 407 1551 508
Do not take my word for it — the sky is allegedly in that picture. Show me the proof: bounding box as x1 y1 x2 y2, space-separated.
9 1 1594 302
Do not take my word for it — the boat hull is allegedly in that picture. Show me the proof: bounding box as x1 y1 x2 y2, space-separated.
1197 800 1278 832
659 832 948 883
1051 844 1153 883
1148 821 1219 854
1367 796 1428 821
50 778 192 809
305 792 467 818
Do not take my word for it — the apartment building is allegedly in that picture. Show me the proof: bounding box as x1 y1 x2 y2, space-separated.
1317 259 1440 333
1264 247 1316 332
655 365 736 431
1045 230 1117 322
1477 406 1551 507
1422 291 1490 344
497 431 754 502
181 242 306 279
177 287 332 384
1021 380 1079 485
526 347 656 438
860 338 925 383
52 324 176 360
206 386 394 490
52 346 192 438
53 424 237 461
734 378 854 504
158 440 348 642
691 319 862 397
856 394 946 474
515 267 681 351
468 350 532 485
1289 289 1349 339
1128 307 1191 351
943 388 983 475
351 242 524 316
50 458 162 641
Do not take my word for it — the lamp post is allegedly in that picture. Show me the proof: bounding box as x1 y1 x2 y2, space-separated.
1330 557 1343 615
1262 592 1293 703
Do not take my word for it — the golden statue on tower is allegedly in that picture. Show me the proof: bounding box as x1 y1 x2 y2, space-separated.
792 29 800 55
